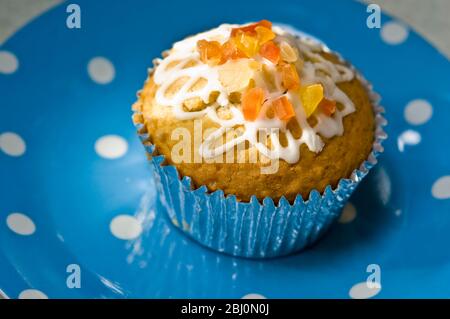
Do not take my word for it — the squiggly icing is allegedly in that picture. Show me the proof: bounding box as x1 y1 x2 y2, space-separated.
152 24 355 163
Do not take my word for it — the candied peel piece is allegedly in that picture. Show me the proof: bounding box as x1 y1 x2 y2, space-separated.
319 98 336 116
259 41 280 64
196 20 278 65
300 84 324 118
197 40 222 65
280 41 298 63
255 26 275 45
272 96 296 121
280 63 301 90
220 39 247 63
230 20 272 37
242 87 265 121
227 20 275 60
234 30 260 58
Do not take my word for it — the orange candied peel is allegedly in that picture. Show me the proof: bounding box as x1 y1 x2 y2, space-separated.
230 20 272 37
280 63 301 90
255 26 276 45
220 38 246 63
233 30 260 57
242 87 265 121
272 96 296 122
231 20 276 58
259 41 280 64
197 40 222 64
319 98 336 116
196 20 284 65
300 84 324 118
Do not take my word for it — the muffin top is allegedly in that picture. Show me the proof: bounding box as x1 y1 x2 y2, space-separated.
134 20 375 201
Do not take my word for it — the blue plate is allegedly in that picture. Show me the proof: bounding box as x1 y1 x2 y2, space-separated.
1 0 450 299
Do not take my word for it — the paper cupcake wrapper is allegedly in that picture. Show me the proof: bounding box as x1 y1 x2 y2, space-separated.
133 36 387 258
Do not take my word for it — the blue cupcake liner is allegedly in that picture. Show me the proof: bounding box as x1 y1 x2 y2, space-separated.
133 39 387 258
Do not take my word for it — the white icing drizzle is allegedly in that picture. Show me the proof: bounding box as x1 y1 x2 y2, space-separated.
152 24 355 163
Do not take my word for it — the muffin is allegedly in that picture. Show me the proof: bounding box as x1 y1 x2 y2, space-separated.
133 20 386 258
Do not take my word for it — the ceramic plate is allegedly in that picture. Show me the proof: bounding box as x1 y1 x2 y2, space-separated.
1 0 450 299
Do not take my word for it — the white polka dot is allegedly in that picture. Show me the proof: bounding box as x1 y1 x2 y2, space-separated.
0 51 19 74
0 132 26 156
242 293 266 299
95 135 128 159
381 21 409 45
349 282 381 299
404 99 433 125
339 202 357 223
88 57 115 84
110 215 142 240
6 213 35 235
432 176 450 199
19 289 48 299
397 130 421 152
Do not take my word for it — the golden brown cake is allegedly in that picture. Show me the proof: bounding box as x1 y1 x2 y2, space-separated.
133 20 375 202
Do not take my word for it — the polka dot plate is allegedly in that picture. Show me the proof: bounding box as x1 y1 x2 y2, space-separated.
1 0 450 299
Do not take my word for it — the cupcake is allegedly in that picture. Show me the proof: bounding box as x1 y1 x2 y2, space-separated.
132 20 386 258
